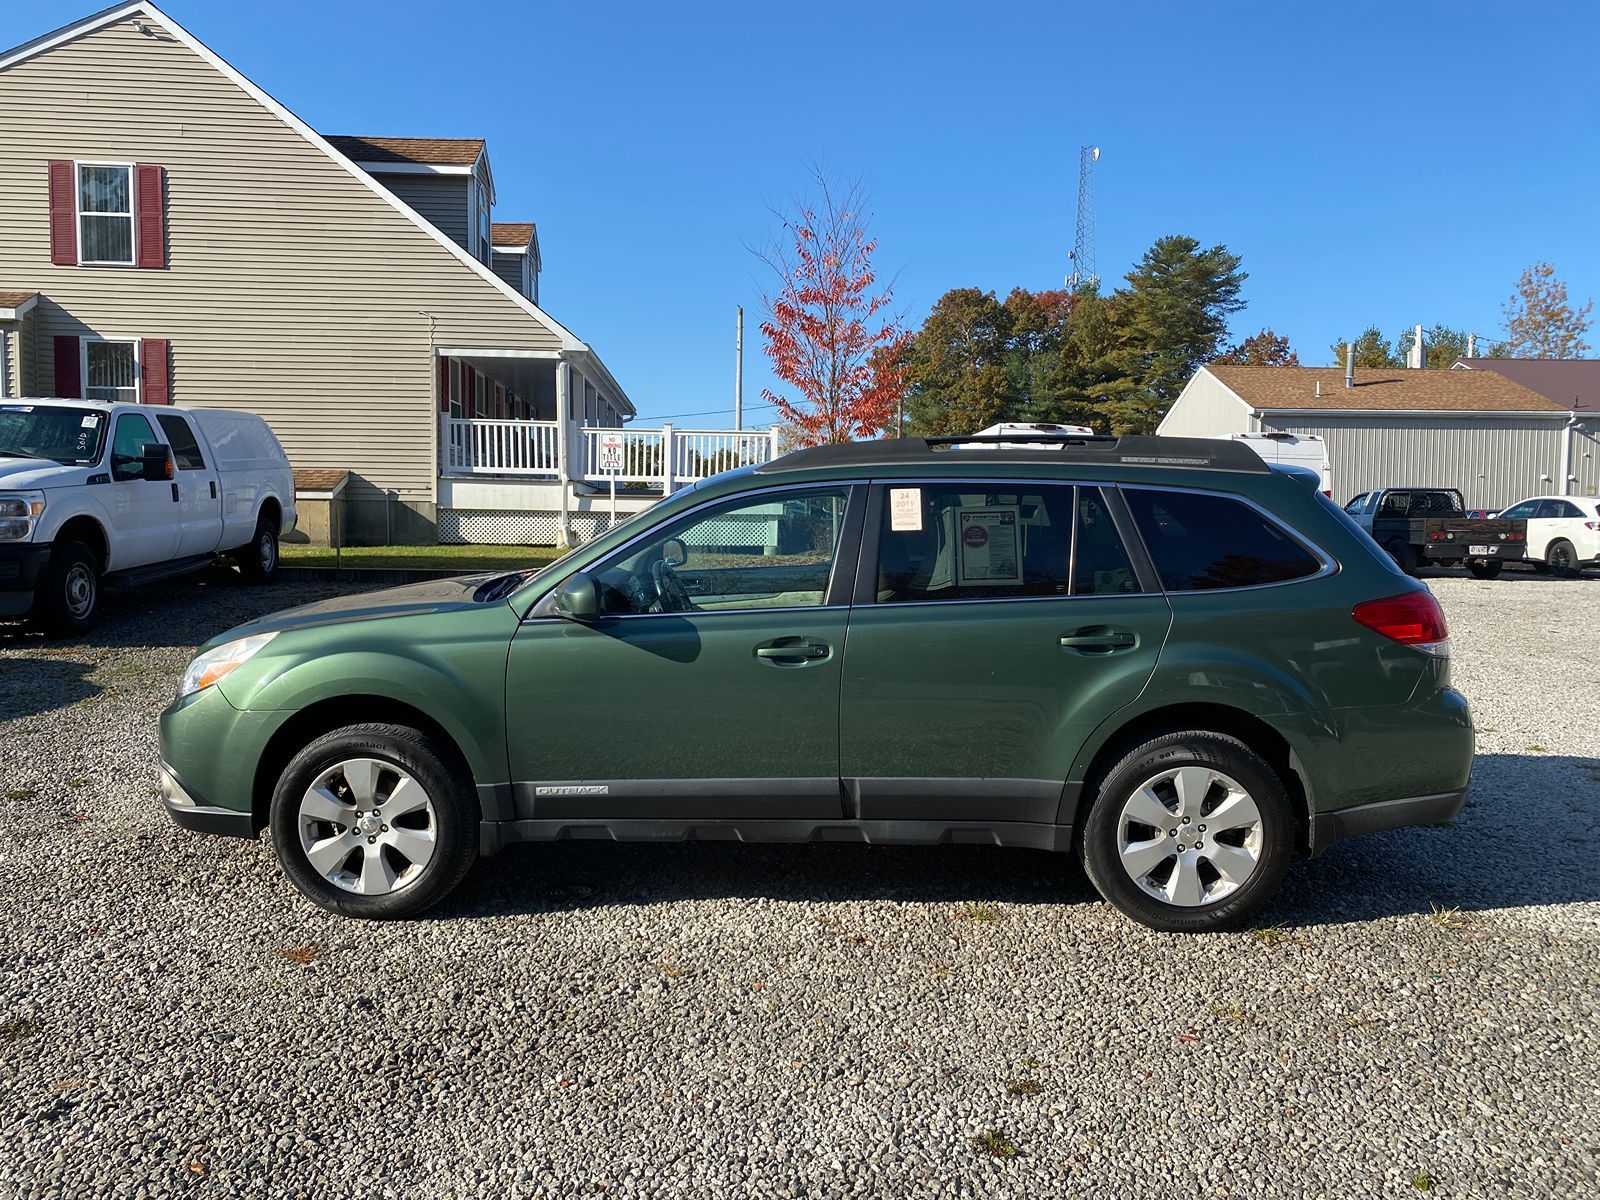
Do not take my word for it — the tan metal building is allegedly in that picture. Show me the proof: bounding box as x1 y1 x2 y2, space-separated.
1158 364 1598 510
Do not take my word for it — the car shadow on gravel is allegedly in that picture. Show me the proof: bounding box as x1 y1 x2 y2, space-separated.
439 751 1600 927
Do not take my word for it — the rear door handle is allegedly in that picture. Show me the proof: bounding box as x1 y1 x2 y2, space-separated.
754 637 831 666
1059 628 1136 652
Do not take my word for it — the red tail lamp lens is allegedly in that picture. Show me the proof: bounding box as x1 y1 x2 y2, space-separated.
1353 591 1449 648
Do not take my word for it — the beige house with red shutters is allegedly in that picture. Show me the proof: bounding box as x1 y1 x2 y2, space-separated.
0 2 637 543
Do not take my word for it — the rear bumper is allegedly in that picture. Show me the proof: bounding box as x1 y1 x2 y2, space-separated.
0 542 50 616
1312 786 1467 852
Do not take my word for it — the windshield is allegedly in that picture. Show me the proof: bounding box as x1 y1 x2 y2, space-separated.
0 405 108 466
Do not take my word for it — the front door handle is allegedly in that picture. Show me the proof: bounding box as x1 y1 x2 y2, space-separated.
1059 628 1137 653
754 637 831 666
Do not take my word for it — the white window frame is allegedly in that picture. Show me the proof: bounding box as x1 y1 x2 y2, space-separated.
448 358 462 419
80 336 141 404
1 331 10 398
74 160 137 267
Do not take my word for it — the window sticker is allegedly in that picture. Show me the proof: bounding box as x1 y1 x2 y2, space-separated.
889 487 923 532
957 506 1022 585
2 405 32 412
82 415 100 428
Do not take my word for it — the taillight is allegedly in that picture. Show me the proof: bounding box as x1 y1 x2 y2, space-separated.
1586 522 1600 532
1353 591 1450 657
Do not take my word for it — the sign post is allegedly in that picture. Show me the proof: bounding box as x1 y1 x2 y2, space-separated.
599 431 625 529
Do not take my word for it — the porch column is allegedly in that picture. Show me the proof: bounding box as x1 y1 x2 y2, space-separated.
555 357 572 546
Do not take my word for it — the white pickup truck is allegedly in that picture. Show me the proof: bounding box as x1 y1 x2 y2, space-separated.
0 398 295 634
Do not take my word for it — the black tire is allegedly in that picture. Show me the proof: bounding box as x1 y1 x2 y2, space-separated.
1386 539 1421 577
33 541 102 636
1546 539 1578 578
1080 731 1294 934
237 513 280 584
269 723 479 919
1467 559 1503 580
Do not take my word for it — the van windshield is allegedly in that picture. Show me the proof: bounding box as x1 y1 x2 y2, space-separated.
0 405 108 465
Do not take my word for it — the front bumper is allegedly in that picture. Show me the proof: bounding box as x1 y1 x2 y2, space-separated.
159 762 257 837
158 685 285 839
0 542 50 617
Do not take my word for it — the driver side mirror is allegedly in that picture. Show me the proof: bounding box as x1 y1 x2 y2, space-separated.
660 536 687 568
141 442 173 482
552 571 599 621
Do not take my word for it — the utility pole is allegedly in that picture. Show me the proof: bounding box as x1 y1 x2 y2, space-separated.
734 306 744 430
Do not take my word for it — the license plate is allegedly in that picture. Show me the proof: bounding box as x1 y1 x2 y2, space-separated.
1469 544 1492 555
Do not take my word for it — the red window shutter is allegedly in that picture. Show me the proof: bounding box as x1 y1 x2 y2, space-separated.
53 336 82 398
135 164 166 269
142 339 170 404
466 368 477 418
438 356 450 412
48 160 77 265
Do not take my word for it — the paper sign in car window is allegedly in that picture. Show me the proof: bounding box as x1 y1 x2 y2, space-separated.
889 487 922 532
957 506 1023 586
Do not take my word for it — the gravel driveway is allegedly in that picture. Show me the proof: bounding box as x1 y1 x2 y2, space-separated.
1 570 1597 1199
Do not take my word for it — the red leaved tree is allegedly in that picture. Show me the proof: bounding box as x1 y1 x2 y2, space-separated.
755 172 907 445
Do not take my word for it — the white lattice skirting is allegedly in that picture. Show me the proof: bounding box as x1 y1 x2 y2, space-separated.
438 509 629 546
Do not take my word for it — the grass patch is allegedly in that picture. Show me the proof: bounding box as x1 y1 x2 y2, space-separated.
282 544 564 573
1210 1003 1248 1021
1412 1170 1434 1191
1004 1078 1043 1097
4 789 35 801
67 778 89 789
0 1016 41 1042
1250 925 1287 946
1525 744 1548 754
955 903 1004 923
969 1129 1019 1159
1427 903 1465 930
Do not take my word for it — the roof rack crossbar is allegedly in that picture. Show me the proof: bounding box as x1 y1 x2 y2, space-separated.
926 433 1118 446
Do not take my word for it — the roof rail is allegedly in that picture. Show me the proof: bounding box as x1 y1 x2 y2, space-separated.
754 434 1270 474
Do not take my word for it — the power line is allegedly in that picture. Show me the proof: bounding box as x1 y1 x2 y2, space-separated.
641 401 780 422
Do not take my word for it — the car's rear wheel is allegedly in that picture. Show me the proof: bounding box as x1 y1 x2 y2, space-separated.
269 723 479 918
1467 559 1503 580
237 513 280 584
1081 731 1293 933
34 541 102 636
1546 539 1578 577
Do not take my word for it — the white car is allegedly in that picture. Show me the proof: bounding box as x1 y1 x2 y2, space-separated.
1496 495 1600 575
0 398 296 633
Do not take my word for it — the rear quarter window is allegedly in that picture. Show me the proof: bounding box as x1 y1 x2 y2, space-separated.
1123 488 1324 591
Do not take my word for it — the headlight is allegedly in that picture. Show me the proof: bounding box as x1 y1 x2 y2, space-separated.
0 492 45 543
178 632 278 699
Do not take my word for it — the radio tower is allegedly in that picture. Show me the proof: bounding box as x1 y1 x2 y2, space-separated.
1067 145 1100 291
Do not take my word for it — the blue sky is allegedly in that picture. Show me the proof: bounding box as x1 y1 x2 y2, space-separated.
10 1 1600 426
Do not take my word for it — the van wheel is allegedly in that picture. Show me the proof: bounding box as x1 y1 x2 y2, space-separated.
1467 560 1503 580
1080 731 1293 933
269 723 479 919
238 514 280 584
1546 539 1578 577
34 542 102 636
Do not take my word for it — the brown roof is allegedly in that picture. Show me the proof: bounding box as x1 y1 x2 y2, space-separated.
293 468 351 494
1454 357 1600 413
0 290 38 309
323 136 484 167
491 222 536 248
1207 365 1563 413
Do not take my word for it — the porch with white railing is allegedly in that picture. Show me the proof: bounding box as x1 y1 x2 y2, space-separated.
441 417 781 491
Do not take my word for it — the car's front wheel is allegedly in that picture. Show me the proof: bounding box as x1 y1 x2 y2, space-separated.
35 541 102 636
237 513 280 584
269 723 479 918
1081 731 1293 933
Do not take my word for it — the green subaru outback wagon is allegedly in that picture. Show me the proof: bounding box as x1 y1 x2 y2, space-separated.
158 435 1472 932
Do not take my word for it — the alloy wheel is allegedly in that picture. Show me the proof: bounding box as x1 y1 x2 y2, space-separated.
296 757 437 895
1116 765 1264 907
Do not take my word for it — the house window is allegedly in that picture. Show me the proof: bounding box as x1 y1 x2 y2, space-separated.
448 359 462 418
83 339 139 403
478 189 491 262
77 164 135 265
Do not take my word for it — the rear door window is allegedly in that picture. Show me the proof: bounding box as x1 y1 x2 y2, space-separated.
874 483 1143 603
155 413 206 471
1123 488 1323 591
1536 499 1583 519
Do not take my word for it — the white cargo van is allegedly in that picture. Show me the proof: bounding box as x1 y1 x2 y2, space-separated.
1209 433 1331 495
0 399 296 633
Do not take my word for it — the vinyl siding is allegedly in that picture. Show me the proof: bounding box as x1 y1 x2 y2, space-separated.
0 15 565 505
1571 423 1600 500
380 174 470 250
1258 414 1567 509
491 248 525 296
1155 368 1253 436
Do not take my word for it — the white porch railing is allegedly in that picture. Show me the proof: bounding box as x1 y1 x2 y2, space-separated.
442 417 781 491
443 418 562 476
